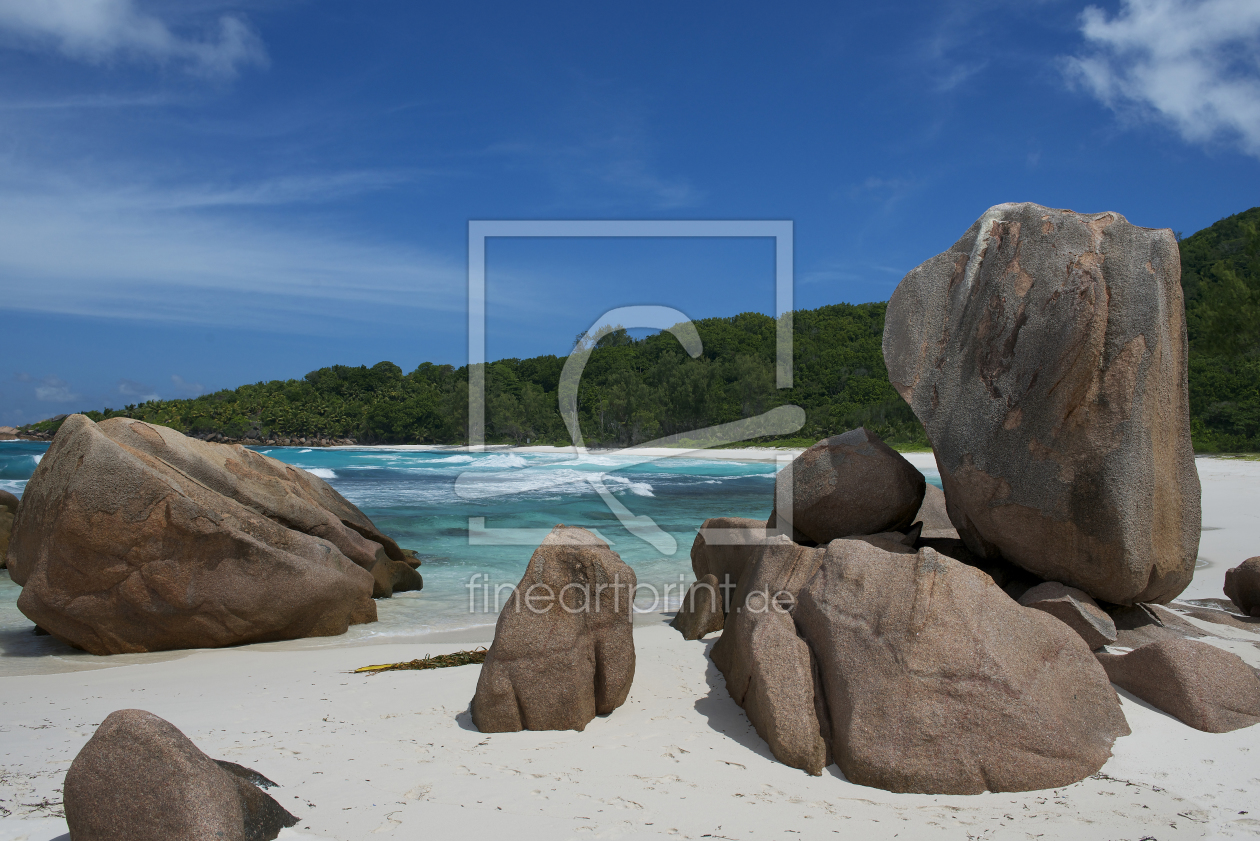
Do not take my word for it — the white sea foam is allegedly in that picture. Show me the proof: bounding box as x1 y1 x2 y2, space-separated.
428 454 474 464
297 448 313 453
603 475 655 497
32 455 42 464
478 453 528 469
307 468 337 479
455 467 655 500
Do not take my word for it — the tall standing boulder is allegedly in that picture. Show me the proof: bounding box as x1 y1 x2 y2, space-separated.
883 203 1200 605
471 526 636 732
710 535 829 775
64 709 297 841
7 415 382 654
794 542 1130 794
768 428 926 545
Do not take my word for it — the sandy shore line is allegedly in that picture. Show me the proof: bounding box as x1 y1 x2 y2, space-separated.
1 611 1257 841
1 457 1257 839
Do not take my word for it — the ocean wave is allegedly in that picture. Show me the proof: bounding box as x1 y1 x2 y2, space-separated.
455 468 654 500
603 475 655 497
297 448 312 453
306 468 337 479
427 454 474 464
32 454 42 464
478 453 527 469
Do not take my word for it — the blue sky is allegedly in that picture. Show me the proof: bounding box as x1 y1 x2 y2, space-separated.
2 0 1259 424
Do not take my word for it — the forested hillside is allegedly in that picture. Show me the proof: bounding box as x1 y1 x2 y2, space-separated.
32 303 926 448
1179 207 1260 452
23 208 1260 452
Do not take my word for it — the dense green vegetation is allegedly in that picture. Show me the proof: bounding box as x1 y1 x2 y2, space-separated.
1180 207 1260 452
29 302 927 448
23 207 1260 452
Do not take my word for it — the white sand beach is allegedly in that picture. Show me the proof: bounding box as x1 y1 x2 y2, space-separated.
1 456 1258 840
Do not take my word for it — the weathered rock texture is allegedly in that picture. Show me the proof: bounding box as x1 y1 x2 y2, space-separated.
1097 639 1260 732
690 517 766 606
914 484 958 539
1019 581 1118 650
710 535 829 775
883 203 1201 606
0 487 17 570
7 414 386 654
671 574 725 640
768 428 925 545
1225 557 1260 617
471 526 636 732
794 542 1130 794
64 709 297 841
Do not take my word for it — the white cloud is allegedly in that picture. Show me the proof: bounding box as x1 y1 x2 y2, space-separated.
170 374 204 396
1065 0 1260 157
118 378 159 402
0 168 465 332
0 0 267 78
35 376 79 403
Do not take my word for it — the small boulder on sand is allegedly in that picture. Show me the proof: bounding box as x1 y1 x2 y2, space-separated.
670 574 725 640
914 484 958 539
794 541 1130 794
471 526 636 732
1225 557 1260 617
1019 582 1118 650
64 709 297 841
7 415 385 654
1096 638 1260 733
0 487 17 570
768 428 926 545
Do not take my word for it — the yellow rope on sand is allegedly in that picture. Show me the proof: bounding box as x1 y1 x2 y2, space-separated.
353 647 488 674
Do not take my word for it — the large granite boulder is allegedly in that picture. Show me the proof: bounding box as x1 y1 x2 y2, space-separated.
88 416 416 597
7 415 382 654
690 517 767 606
883 203 1200 606
1019 581 1118 650
471 526 636 732
768 428 925 545
0 487 17 570
794 541 1130 794
64 709 297 841
1097 638 1260 732
710 535 829 775
1225 557 1260 617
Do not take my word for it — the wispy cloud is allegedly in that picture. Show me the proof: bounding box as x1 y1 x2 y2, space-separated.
170 374 204 396
0 169 466 332
0 0 267 79
118 378 159 402
34 376 79 403
1064 0 1260 158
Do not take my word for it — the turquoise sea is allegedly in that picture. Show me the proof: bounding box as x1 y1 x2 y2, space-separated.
0 441 941 660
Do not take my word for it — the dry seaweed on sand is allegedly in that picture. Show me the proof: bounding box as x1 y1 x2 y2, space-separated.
353 648 487 674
